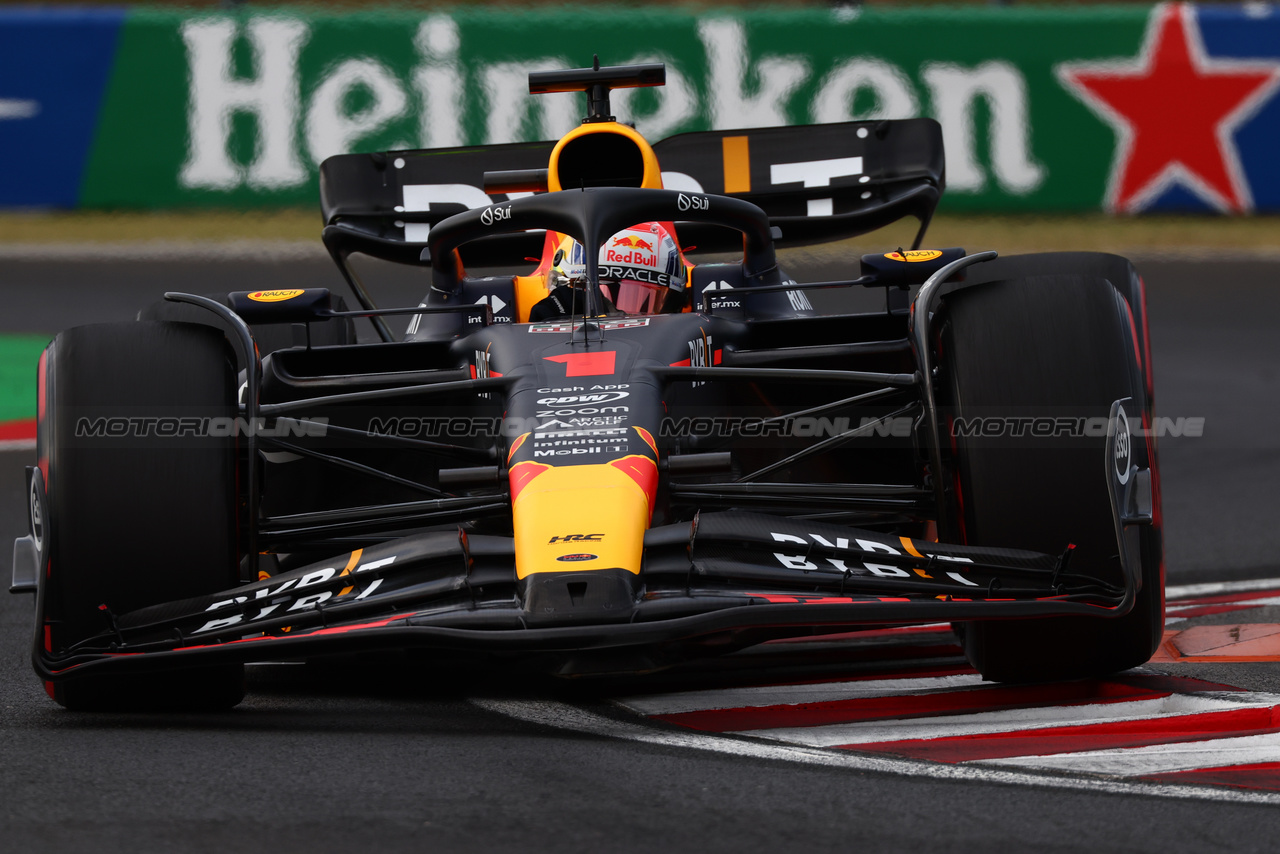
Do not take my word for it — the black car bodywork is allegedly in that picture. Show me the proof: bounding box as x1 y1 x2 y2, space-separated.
13 62 1160 699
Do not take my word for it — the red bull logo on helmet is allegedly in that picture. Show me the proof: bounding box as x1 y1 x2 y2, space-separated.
605 248 657 267
605 229 660 268
597 224 687 292
612 235 654 252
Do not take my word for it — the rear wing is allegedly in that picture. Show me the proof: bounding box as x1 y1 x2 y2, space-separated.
318 118 944 268
657 119 944 248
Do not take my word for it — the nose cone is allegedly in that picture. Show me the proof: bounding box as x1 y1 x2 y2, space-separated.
521 567 638 627
510 457 655 580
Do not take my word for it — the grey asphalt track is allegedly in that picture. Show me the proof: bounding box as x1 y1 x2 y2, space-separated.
2 254 1279 852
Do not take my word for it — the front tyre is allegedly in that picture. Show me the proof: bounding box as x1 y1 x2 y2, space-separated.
38 322 244 710
939 272 1163 682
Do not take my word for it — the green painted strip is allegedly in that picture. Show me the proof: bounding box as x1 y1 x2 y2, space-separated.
0 335 50 423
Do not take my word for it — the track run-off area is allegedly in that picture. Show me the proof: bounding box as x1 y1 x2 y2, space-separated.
2 253 1280 852
480 578 1280 806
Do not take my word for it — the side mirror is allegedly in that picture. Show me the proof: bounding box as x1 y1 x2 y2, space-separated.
226 288 334 324
860 248 966 287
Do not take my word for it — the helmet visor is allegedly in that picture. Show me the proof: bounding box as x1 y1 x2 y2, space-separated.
602 279 668 315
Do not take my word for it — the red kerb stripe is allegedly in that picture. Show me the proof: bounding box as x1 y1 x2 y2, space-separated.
1140 762 1280 793
1174 588 1280 606
653 680 1161 733
847 707 1280 763
0 418 37 442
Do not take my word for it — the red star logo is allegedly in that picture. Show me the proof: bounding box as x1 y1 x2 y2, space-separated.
1058 3 1280 213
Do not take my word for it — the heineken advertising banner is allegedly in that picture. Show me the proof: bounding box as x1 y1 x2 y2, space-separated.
3 3 1280 213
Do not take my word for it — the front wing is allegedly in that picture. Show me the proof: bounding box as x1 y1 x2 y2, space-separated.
37 421 1151 681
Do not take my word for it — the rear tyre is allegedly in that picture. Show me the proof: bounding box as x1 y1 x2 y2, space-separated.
138 293 357 369
39 322 244 710
939 273 1163 682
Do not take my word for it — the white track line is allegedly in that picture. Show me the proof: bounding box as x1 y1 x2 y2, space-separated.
472 698 1280 805
739 692 1275 747
1167 577 1280 600
1169 595 1280 612
615 673 988 716
978 731 1280 776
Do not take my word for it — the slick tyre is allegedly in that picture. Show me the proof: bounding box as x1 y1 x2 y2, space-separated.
37 322 244 710
963 252 1157 417
939 272 1164 682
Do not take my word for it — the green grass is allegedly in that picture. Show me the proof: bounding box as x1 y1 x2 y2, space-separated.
3 210 1278 255
0 210 320 244
0 335 51 423
783 213 1280 263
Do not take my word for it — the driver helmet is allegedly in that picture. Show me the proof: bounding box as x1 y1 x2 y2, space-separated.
546 224 687 316
548 234 587 285
597 222 687 315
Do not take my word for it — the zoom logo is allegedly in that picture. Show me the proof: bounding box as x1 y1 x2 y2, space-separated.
677 193 709 212
481 205 512 226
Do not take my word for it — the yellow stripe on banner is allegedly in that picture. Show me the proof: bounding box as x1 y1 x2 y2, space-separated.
900 536 933 578
338 547 363 596
722 136 751 194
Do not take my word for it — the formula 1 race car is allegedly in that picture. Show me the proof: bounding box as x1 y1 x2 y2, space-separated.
12 61 1162 710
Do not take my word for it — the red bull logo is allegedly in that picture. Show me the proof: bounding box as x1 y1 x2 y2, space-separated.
605 248 657 267
611 235 654 252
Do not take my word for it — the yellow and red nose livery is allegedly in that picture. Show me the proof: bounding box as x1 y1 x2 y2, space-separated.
510 456 657 579
508 458 551 503
507 432 531 464
507 414 660 580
